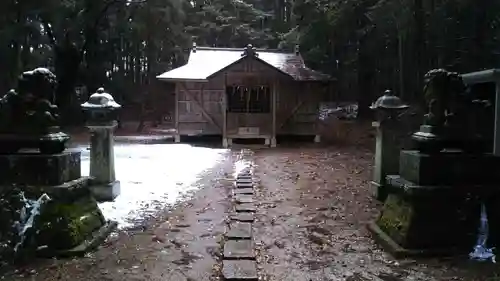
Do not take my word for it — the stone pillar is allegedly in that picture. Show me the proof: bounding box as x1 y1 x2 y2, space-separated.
82 88 122 201
88 123 120 200
371 120 403 201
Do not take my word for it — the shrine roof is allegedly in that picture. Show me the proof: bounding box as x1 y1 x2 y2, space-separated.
156 45 332 82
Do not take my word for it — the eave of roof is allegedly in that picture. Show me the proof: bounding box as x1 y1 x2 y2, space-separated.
461 69 500 85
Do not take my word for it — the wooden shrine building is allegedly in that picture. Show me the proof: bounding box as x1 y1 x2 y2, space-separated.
156 43 333 147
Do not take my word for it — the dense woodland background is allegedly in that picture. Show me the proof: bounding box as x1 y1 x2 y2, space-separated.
0 0 499 123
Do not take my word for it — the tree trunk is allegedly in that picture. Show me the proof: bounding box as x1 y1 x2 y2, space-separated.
413 0 425 100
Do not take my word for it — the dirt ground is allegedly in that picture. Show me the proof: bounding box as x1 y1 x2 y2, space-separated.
2 141 500 280
251 146 500 281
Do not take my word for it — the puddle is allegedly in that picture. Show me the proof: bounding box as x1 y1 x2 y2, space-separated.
79 144 228 229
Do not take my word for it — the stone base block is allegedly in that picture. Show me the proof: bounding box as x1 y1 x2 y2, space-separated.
89 180 121 202
0 150 81 186
399 150 500 186
18 177 91 201
367 221 468 259
374 188 477 254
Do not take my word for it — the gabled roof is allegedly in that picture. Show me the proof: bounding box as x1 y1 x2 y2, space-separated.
156 44 332 82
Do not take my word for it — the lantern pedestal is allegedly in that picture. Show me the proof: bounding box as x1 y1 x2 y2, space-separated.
371 120 405 201
86 122 120 202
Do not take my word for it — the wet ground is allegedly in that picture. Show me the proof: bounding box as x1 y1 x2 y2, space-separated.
251 146 500 281
2 143 500 280
81 144 227 228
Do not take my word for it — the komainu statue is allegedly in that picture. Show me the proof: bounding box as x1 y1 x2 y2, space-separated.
0 68 69 154
412 68 491 153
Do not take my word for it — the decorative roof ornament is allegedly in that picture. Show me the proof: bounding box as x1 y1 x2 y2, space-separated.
242 44 258 58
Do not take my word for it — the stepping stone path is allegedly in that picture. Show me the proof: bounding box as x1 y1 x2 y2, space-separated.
222 165 258 281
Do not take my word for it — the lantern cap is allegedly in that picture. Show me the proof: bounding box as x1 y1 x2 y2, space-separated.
370 90 409 110
81 87 121 109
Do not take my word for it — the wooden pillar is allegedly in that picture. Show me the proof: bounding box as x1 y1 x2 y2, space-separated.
271 80 277 147
313 82 321 143
174 82 180 142
222 74 229 148
494 81 500 155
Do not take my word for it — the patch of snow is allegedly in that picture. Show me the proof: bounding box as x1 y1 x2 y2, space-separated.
79 144 228 229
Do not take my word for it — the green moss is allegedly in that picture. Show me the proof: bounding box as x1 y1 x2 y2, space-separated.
377 194 414 246
35 196 105 250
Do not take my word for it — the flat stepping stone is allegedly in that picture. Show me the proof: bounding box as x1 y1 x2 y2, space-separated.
235 203 256 213
235 195 253 204
224 240 254 259
226 222 252 239
230 213 255 222
222 260 258 281
236 178 253 184
235 182 254 189
233 188 254 195
237 174 252 180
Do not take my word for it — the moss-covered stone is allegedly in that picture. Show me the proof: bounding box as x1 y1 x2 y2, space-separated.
35 196 105 250
376 186 479 252
377 194 413 245
0 181 108 263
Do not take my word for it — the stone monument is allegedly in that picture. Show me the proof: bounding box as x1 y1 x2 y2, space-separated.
0 68 116 263
368 69 500 258
81 87 121 201
370 90 409 201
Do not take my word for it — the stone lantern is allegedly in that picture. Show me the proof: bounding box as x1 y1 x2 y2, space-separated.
81 87 121 201
370 90 409 121
369 90 409 201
